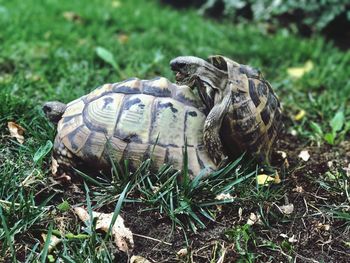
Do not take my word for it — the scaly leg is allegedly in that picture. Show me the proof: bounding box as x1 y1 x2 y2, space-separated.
203 95 231 165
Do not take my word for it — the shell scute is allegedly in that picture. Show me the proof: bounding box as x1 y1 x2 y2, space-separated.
84 93 124 136
78 131 107 161
58 115 84 139
123 142 149 169
184 107 205 146
149 98 186 147
85 84 113 101
114 94 154 144
112 78 141 94
142 77 173 97
61 124 91 154
62 99 85 118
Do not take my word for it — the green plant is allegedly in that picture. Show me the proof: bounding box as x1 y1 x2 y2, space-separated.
225 224 256 262
308 109 350 145
200 0 350 33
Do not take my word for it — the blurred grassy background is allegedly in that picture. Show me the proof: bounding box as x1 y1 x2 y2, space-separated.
1 0 349 144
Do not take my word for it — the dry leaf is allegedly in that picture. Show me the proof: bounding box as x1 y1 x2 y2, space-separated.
215 193 234 201
41 233 61 252
274 172 281 184
283 158 290 169
280 233 298 243
288 235 298 243
8 121 25 144
277 150 287 159
287 61 313 79
257 174 275 185
298 150 310 161
117 33 129 44
316 223 330 231
246 212 261 225
130 255 151 263
74 207 134 253
238 207 243 221
62 11 82 23
279 204 294 215
21 169 40 187
290 129 298 136
293 186 304 193
343 164 350 177
294 109 306 121
51 157 59 175
176 248 188 257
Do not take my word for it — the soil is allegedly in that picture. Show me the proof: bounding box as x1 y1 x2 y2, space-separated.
115 133 350 262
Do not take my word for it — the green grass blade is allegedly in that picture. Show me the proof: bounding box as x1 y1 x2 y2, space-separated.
0 206 16 261
105 182 130 241
40 223 53 263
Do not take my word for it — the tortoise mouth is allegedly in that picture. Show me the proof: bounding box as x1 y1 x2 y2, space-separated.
172 69 195 87
175 71 186 82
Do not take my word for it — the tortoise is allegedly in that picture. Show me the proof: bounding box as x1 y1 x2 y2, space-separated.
43 77 216 179
170 55 283 166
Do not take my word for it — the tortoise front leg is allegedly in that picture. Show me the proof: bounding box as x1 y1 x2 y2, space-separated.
203 94 231 166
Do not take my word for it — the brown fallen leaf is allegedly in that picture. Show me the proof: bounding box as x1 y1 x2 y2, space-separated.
215 193 234 201
8 121 25 144
293 186 304 193
74 207 134 253
278 204 294 215
246 212 261 225
41 233 61 252
130 255 151 263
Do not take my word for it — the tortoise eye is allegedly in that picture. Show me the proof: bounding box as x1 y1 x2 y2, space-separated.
170 62 186 71
42 105 52 113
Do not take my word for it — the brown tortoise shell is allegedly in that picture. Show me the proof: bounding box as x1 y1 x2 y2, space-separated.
207 55 283 164
53 77 216 178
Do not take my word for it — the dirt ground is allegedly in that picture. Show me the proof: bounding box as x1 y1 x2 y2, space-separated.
117 133 350 262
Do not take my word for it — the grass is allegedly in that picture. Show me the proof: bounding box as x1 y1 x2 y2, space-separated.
0 0 349 261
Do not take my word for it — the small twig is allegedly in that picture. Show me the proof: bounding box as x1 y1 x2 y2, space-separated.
293 251 320 263
133 233 172 246
216 242 226 263
308 203 325 222
344 180 350 203
303 197 309 217
308 193 328 200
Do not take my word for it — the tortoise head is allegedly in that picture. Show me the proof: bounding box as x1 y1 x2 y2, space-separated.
42 101 66 124
170 55 228 109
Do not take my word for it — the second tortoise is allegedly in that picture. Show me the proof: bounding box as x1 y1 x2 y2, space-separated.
170 55 283 166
